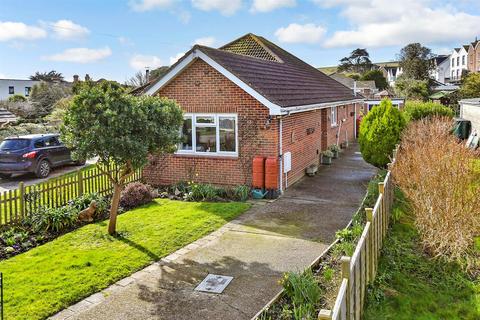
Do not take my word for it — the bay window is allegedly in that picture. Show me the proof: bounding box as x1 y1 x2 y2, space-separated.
178 114 237 155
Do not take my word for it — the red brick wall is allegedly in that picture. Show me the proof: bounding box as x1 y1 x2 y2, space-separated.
326 104 356 147
143 59 278 187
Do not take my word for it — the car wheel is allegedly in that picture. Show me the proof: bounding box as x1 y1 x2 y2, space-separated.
36 160 51 178
0 173 12 180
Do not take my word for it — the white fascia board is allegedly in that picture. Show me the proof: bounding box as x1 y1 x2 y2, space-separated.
145 52 196 96
145 48 283 115
282 98 365 114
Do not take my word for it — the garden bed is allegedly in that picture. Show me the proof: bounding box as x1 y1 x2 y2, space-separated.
257 170 387 319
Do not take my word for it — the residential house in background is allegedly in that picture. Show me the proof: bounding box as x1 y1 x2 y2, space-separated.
375 62 403 86
139 33 364 191
460 98 480 133
430 55 450 83
329 73 377 98
0 79 39 100
450 46 469 82
467 39 480 73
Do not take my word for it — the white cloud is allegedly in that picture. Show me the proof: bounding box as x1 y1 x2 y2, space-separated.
275 23 326 44
49 20 90 40
193 36 216 47
0 21 47 42
191 0 242 15
130 54 163 70
169 52 185 65
0 73 7 78
251 0 296 12
44 47 112 63
320 0 480 48
129 0 176 11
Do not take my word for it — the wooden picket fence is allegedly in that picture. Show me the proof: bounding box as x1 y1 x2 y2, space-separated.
318 151 396 320
0 165 143 226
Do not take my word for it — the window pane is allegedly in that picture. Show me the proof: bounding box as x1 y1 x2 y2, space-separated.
196 116 215 124
179 117 193 150
196 127 216 152
219 117 236 152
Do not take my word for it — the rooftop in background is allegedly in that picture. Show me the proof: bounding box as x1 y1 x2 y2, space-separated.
459 98 480 105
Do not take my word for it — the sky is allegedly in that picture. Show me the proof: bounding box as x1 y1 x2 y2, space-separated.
1 0 480 83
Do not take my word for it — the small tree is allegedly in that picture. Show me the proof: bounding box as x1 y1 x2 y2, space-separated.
62 81 183 235
29 81 70 118
359 99 406 168
459 73 480 98
394 76 429 100
360 70 388 90
338 48 373 74
30 70 64 82
398 43 434 80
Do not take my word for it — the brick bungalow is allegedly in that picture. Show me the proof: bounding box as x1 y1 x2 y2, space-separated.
140 33 364 192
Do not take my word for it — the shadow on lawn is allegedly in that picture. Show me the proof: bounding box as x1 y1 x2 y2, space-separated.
136 256 280 320
115 234 161 261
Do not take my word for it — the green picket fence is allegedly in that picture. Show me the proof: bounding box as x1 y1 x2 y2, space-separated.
0 165 143 226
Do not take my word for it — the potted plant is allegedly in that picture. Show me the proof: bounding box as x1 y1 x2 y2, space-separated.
321 150 334 165
329 144 340 159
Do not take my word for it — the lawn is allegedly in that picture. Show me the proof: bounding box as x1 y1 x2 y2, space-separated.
0 199 250 320
363 201 480 320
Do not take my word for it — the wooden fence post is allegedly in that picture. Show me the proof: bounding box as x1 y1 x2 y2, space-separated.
341 256 352 320
19 182 25 218
77 170 83 197
365 208 374 282
318 309 332 320
378 182 386 240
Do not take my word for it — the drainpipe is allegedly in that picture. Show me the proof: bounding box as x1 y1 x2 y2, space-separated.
279 116 283 194
354 102 357 138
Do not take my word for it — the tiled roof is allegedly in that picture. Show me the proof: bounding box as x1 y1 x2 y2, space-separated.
198 34 357 107
140 33 358 108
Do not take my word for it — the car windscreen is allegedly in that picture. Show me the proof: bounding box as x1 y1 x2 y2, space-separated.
0 139 30 151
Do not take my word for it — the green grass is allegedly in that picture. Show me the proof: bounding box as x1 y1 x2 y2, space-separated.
363 200 480 320
0 199 250 319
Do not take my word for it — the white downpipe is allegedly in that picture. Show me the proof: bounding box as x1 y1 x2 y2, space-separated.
354 103 357 138
279 117 283 194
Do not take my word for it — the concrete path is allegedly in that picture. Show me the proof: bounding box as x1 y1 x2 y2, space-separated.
51 145 376 320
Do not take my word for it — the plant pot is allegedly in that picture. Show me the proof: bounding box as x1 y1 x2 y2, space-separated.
332 150 339 159
321 155 332 165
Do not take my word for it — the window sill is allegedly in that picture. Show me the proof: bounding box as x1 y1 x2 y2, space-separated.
174 152 239 159
331 124 338 128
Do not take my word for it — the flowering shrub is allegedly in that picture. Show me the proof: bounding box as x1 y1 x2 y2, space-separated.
120 182 157 209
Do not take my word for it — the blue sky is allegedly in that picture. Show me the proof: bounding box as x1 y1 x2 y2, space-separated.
1 0 479 82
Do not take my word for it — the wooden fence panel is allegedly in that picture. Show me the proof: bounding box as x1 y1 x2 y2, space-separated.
319 152 397 320
0 165 143 227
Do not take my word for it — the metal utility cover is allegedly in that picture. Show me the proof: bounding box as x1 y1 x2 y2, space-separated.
194 274 233 294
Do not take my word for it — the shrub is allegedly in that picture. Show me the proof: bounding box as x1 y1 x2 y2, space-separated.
233 185 249 202
328 144 340 152
186 183 222 201
281 270 321 319
394 77 429 100
69 192 108 217
321 150 334 158
403 101 454 121
29 81 70 118
8 94 26 102
359 99 406 168
28 206 78 233
392 118 480 265
120 182 156 209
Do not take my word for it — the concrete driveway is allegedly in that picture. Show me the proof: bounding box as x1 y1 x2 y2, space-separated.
0 158 97 192
52 144 376 320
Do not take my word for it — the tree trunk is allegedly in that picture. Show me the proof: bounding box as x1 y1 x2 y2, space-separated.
108 183 122 235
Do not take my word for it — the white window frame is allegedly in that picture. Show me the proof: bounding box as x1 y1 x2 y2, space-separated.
177 113 238 157
331 106 337 127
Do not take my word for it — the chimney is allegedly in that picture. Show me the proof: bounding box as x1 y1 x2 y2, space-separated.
145 68 150 82
85 74 91 81
73 75 79 82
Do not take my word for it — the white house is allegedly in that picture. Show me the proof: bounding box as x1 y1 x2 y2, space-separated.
430 55 450 84
0 79 39 101
375 62 403 86
450 46 469 82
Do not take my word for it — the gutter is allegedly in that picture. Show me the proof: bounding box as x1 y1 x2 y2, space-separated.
279 98 365 115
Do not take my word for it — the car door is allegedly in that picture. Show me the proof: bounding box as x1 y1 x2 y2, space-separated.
43 136 67 166
55 136 72 163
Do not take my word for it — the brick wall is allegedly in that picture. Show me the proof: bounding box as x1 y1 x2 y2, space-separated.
143 59 278 187
143 58 357 190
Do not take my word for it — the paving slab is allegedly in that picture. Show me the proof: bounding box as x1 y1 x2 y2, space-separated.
52 144 375 320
